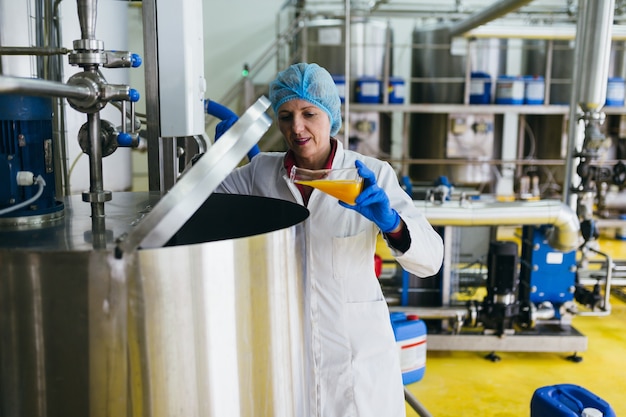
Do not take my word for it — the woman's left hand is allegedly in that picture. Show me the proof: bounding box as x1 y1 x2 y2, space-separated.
339 160 401 233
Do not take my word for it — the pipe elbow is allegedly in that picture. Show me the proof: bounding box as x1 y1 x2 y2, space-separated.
547 203 581 252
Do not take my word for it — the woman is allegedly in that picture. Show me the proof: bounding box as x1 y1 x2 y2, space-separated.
216 62 443 417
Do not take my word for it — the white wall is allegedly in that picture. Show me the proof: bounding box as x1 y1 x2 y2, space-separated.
203 1 285 100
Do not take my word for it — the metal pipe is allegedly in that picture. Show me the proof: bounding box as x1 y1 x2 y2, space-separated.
564 0 615 205
0 46 70 56
563 5 585 207
140 0 163 193
448 0 534 37
389 306 467 321
404 388 434 417
0 75 92 100
87 111 105 218
603 189 626 208
77 0 98 40
576 0 615 112
415 199 581 252
581 246 613 315
343 0 351 148
51 0 70 198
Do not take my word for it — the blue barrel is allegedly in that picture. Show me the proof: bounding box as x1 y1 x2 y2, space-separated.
469 72 492 104
531 384 616 417
332 75 346 103
390 312 427 385
355 76 381 103
387 77 405 104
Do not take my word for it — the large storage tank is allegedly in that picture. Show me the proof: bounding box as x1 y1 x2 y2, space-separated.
520 38 626 188
0 192 310 417
409 26 505 185
300 17 393 156
408 23 626 189
302 18 391 83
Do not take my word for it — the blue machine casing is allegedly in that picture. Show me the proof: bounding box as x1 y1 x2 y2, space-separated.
531 384 616 417
0 95 63 217
522 226 576 309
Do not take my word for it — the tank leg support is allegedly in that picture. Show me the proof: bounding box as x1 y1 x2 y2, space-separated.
404 387 434 417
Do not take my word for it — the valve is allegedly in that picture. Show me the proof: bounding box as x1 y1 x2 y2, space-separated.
116 88 141 148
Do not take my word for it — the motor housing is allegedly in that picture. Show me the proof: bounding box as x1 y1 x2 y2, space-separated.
0 94 63 220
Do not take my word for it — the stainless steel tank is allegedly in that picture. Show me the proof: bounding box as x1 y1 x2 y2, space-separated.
408 1 547 187
301 17 392 155
0 192 310 417
302 17 390 81
410 26 467 105
0 97 311 417
409 29 500 186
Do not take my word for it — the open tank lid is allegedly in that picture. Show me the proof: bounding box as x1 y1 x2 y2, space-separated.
116 96 273 254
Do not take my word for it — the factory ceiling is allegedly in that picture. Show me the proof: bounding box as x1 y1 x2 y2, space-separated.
295 0 626 25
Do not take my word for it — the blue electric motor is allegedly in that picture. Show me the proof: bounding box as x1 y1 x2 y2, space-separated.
0 94 63 219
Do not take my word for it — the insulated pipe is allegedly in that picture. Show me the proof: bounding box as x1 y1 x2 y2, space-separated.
448 0 534 37
415 199 581 252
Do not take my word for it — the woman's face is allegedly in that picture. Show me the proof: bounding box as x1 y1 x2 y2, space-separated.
277 99 332 169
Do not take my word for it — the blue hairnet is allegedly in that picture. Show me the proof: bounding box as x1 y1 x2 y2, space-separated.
269 63 342 136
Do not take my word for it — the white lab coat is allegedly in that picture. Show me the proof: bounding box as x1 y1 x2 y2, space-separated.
216 141 443 417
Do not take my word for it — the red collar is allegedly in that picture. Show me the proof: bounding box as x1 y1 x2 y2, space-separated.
284 138 338 173
284 139 338 204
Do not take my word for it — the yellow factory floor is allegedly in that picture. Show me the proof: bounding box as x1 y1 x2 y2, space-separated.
404 295 626 417
403 236 626 417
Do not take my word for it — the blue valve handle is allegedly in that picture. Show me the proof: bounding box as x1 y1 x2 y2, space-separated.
117 132 133 147
129 88 140 102
131 53 142 68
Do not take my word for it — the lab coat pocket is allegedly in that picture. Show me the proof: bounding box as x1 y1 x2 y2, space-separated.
332 231 381 303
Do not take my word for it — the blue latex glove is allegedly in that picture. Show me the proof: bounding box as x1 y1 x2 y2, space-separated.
208 99 260 160
339 160 401 233
214 116 260 160
215 117 238 140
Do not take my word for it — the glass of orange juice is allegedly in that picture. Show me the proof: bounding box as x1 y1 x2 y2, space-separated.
290 166 364 205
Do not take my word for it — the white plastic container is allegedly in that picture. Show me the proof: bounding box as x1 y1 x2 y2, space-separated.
495 75 524 104
524 75 545 105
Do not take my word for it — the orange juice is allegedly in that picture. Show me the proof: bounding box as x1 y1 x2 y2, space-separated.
295 179 363 204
